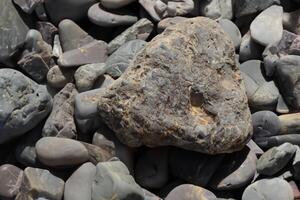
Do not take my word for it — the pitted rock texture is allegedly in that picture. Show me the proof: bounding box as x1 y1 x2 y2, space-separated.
0 69 52 144
97 17 252 154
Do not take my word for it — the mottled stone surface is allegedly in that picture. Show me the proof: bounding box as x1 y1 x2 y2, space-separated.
0 164 23 200
74 63 108 92
97 17 252 154
17 167 64 200
47 65 75 89
43 83 77 138
0 69 52 144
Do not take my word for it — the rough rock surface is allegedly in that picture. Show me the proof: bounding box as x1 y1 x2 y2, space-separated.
0 69 52 144
42 83 77 138
97 17 252 154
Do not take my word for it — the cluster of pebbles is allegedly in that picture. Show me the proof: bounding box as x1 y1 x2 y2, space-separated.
2 0 300 200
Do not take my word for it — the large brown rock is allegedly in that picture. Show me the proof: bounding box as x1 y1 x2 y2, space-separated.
97 17 252 154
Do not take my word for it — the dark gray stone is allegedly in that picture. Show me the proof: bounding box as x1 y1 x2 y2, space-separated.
0 164 23 200
135 148 169 189
88 3 138 27
17 167 64 200
64 162 96 200
234 0 280 18
242 178 293 200
36 21 58 45
92 160 144 200
240 60 279 110
257 143 297 176
18 53 49 82
0 69 52 144
58 40 108 67
250 5 283 46
58 19 95 52
42 83 77 138
275 55 300 109
36 137 89 167
106 40 146 78
239 32 264 62
44 0 97 24
0 0 29 65
255 134 300 149
218 19 241 49
283 9 300 35
108 18 153 54
252 111 281 140
209 147 257 190
101 0 136 9
263 30 300 77
97 17 252 154
169 148 224 186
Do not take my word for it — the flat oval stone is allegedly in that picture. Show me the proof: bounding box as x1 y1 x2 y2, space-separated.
252 111 280 139
165 184 217 200
97 17 252 154
209 147 257 190
0 164 23 199
240 60 279 110
242 178 293 200
58 40 108 67
88 3 138 27
58 19 95 52
36 137 89 167
0 69 52 144
64 162 96 200
257 143 297 176
250 5 283 46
